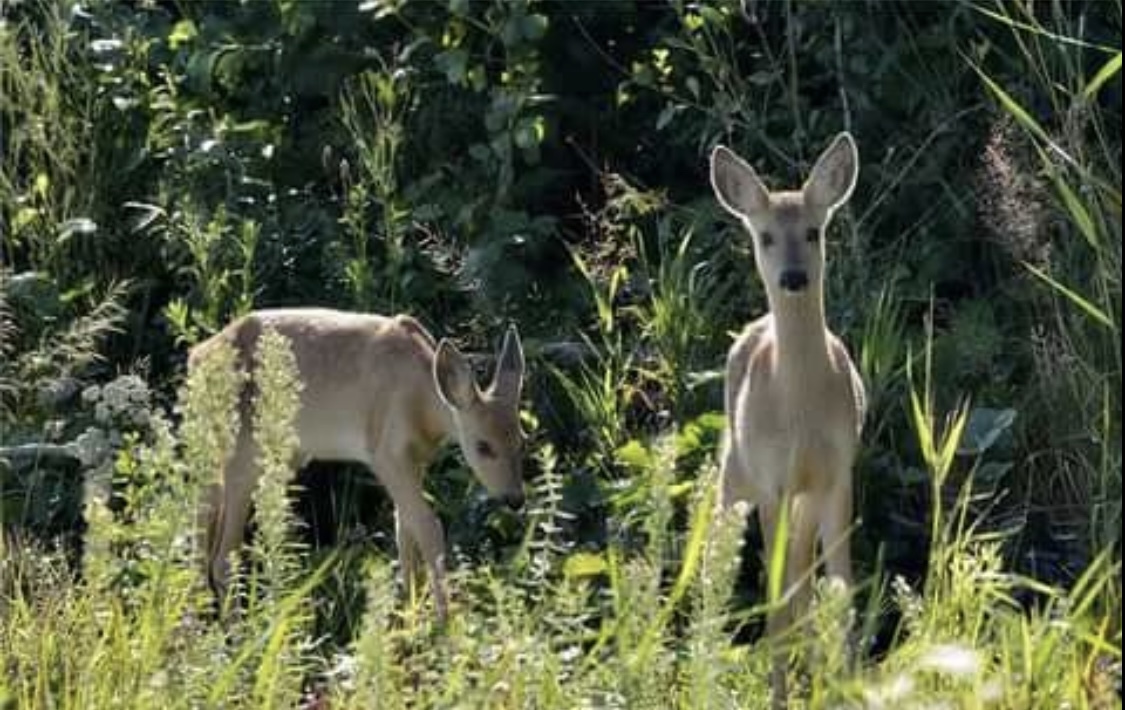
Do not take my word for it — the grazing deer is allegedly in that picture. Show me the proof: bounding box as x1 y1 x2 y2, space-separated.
709 133 866 707
192 308 527 620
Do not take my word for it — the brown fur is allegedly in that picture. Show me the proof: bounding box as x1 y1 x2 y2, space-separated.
192 308 526 620
711 134 866 709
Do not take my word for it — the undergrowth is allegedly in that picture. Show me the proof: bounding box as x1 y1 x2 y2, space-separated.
1 1 1121 708
0 339 1119 708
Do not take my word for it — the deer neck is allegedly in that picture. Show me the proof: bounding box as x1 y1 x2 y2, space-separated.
766 281 832 387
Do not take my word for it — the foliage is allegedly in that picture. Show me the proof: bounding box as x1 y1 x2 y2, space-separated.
0 0 1121 707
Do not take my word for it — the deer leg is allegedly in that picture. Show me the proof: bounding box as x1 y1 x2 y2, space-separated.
199 482 222 581
209 433 259 603
820 476 854 587
717 436 744 510
820 475 857 670
758 501 789 710
788 494 821 699
378 456 448 622
786 495 818 629
394 509 424 608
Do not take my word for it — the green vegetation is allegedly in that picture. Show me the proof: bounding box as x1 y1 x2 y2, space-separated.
1 1 1120 707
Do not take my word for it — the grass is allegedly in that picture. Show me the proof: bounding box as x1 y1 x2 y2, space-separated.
1 1 1121 708
0 327 1120 708
972 1 1121 562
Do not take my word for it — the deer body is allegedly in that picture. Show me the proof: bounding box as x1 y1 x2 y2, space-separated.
710 134 865 708
192 308 526 620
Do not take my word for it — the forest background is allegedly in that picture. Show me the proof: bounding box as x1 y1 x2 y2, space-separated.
0 1 1120 708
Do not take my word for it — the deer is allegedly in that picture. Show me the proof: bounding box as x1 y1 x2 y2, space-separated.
191 307 527 621
709 133 866 708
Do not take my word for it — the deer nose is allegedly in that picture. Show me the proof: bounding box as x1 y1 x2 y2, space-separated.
501 491 525 512
779 270 808 293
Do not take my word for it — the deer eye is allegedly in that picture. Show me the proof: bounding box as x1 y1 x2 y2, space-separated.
759 231 775 248
475 440 496 459
806 228 820 243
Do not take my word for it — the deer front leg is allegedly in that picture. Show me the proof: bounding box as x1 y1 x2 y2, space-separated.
378 457 449 622
819 472 857 671
819 474 854 587
758 501 789 710
786 495 818 628
717 437 743 511
759 493 818 710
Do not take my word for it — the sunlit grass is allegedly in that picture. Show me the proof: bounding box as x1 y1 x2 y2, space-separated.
2 330 1120 707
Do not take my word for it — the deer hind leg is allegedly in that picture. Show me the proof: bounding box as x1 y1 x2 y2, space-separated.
394 510 424 609
199 482 222 581
209 432 260 602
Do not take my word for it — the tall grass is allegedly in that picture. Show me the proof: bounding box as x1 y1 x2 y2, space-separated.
2 332 1120 708
0 327 322 708
0 0 96 275
339 66 412 312
972 2 1122 558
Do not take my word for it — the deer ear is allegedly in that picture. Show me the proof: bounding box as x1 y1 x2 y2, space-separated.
803 132 858 214
710 145 770 221
434 340 479 410
491 323 524 401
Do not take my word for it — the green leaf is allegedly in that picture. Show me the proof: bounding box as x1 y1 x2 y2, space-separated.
631 478 715 670
748 69 780 86
685 75 701 99
1044 157 1100 247
434 48 468 86
13 207 39 233
1024 262 1115 330
698 5 726 26
936 401 970 478
766 493 790 606
186 49 226 96
563 552 607 580
167 19 197 50
975 461 1013 486
58 218 98 243
969 5 1119 53
655 104 680 131
468 143 491 162
957 407 1016 456
910 385 936 470
468 65 487 92
33 172 49 197
1084 52 1122 100
520 13 548 42
973 65 1051 145
513 116 545 149
500 17 521 47
614 439 651 471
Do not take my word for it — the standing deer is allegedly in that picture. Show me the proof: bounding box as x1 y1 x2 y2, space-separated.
709 133 866 707
192 308 527 620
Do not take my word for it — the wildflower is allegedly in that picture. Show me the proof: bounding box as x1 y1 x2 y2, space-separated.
916 643 983 679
